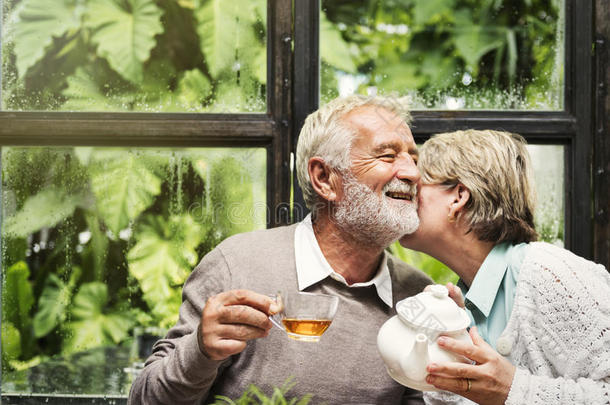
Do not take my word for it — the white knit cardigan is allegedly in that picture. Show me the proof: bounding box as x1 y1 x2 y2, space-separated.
425 242 610 405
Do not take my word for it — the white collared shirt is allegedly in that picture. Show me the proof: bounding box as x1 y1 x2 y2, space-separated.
294 214 393 307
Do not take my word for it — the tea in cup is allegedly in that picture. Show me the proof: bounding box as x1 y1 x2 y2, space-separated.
269 292 339 342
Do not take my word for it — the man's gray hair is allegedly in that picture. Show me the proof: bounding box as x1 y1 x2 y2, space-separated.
296 94 411 213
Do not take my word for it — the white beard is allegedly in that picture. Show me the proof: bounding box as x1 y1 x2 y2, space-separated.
334 173 420 248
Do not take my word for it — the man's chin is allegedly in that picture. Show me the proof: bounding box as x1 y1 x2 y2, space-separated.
398 226 419 248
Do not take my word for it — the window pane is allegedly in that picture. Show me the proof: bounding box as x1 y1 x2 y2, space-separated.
320 0 564 110
1 0 266 112
529 144 565 245
1 147 266 397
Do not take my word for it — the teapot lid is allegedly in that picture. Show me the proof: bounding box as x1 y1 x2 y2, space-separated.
396 285 471 332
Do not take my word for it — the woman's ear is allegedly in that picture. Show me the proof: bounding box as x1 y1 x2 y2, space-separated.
448 183 470 220
308 157 340 202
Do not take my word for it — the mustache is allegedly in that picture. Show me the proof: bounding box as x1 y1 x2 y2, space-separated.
382 178 417 196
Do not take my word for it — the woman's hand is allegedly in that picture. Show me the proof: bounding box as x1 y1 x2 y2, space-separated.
446 282 464 308
425 282 464 308
425 327 516 405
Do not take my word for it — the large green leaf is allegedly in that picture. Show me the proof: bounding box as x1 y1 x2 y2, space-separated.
33 273 76 338
377 63 427 92
89 151 162 235
84 213 109 282
127 214 202 324
9 0 83 77
63 282 133 353
2 322 22 364
412 0 456 25
320 12 357 73
86 0 163 83
61 67 126 111
453 10 506 70
2 187 84 238
177 69 212 110
195 0 258 77
2 262 34 334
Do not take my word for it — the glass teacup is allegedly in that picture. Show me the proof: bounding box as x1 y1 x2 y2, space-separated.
269 292 339 342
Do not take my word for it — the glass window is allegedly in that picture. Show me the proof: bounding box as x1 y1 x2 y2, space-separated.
1 0 267 112
529 144 564 245
1 147 266 397
320 0 564 110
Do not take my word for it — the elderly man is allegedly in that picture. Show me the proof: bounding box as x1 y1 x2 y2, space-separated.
128 95 432 404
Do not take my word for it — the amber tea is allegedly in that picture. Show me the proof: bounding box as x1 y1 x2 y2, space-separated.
282 318 332 338
269 292 339 342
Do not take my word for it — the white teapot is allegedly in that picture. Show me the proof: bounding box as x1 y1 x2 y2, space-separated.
377 285 473 391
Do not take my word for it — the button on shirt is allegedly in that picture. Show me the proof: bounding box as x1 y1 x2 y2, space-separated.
294 214 393 307
457 242 529 351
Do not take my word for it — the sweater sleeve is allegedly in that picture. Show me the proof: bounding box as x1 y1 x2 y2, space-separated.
505 244 610 405
423 390 477 404
506 367 610 405
128 246 232 405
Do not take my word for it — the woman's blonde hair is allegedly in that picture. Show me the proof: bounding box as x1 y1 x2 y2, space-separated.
296 95 411 212
419 129 538 244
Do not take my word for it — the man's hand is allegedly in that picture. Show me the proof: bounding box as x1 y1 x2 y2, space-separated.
425 327 516 405
200 289 281 361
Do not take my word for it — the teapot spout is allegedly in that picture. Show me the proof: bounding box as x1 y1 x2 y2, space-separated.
400 333 430 383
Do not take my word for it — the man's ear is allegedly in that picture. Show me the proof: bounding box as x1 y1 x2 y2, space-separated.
308 157 341 202
448 183 470 219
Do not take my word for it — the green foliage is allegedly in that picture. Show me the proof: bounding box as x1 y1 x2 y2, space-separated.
2 0 267 111
33 273 72 338
86 0 164 84
9 0 84 77
320 12 357 74
89 151 162 235
2 262 35 351
127 214 202 327
320 0 561 109
3 187 85 238
2 322 22 365
62 282 134 354
389 242 459 285
212 378 313 405
1 147 264 371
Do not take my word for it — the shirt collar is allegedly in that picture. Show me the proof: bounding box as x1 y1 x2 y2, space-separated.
294 214 393 307
458 242 511 317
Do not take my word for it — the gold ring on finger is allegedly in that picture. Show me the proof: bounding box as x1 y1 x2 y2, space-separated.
466 378 472 392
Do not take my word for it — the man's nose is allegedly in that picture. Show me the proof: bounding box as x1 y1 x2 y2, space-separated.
395 155 421 183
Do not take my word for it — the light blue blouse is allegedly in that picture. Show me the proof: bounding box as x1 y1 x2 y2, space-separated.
457 242 529 350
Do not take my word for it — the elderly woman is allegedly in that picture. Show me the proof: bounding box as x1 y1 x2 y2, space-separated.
399 130 610 405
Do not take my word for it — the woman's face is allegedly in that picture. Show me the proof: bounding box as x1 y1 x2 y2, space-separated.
399 181 456 251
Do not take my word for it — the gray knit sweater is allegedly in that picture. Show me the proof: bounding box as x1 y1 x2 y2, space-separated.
128 224 432 404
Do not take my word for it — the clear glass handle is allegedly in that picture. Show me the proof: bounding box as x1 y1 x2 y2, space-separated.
268 293 284 331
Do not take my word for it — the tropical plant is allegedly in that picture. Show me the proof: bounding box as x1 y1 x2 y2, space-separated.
2 0 267 112
1 147 266 371
320 0 562 109
212 378 313 405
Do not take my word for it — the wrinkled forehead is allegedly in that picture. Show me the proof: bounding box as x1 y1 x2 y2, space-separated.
343 105 415 147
